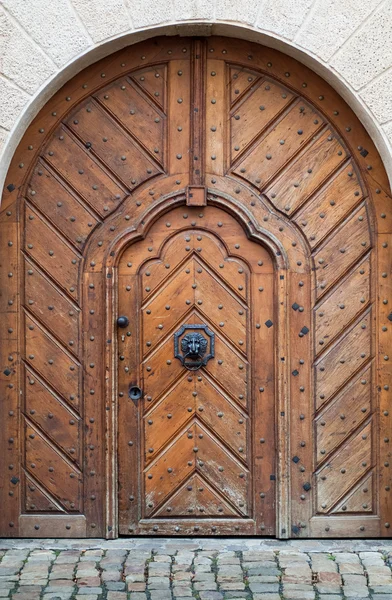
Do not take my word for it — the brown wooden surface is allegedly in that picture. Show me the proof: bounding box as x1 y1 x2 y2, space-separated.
0 36 391 538
117 206 275 535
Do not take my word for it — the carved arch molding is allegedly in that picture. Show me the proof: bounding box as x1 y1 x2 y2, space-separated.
0 36 391 539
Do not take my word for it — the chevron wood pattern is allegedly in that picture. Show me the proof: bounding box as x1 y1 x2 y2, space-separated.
0 36 390 538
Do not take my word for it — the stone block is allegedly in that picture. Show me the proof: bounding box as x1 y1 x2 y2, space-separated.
2 0 91 66
331 1 392 89
257 0 313 40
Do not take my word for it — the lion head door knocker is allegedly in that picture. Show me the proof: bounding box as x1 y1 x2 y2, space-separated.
174 324 215 371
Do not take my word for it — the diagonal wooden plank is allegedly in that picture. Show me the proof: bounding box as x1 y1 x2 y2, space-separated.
25 422 82 512
314 254 370 355
195 423 249 516
144 371 248 463
153 472 241 517
316 421 372 514
314 310 371 409
230 76 294 160
142 259 195 353
313 203 371 299
24 472 66 513
95 76 166 165
232 101 323 189
144 423 196 515
129 65 167 111
144 374 195 463
316 366 371 464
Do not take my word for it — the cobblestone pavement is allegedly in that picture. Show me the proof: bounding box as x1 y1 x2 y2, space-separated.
1 539 392 600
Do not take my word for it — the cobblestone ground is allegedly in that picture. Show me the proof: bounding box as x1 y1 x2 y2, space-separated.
1 540 392 600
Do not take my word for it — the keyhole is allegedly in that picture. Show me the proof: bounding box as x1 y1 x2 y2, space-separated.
129 386 143 401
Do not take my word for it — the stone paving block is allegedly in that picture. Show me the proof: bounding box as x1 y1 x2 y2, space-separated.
335 554 361 563
74 596 99 600
316 584 341 594
222 593 250 599
198 592 224 600
45 584 76 592
282 591 316 599
342 588 369 598
218 582 246 590
194 581 218 590
217 557 240 564
247 568 280 576
318 571 342 584
126 574 145 583
342 574 367 585
283 583 314 591
147 576 171 588
372 596 392 600
249 582 280 592
194 573 216 581
368 576 392 585
248 575 279 582
339 563 364 574
76 588 103 595
77 577 101 586
101 570 122 582
106 582 126 591
11 595 42 600
107 593 128 600
42 594 73 600
127 582 146 591
253 595 281 600
172 587 192 597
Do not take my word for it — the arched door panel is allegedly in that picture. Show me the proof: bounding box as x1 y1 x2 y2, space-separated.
0 36 390 539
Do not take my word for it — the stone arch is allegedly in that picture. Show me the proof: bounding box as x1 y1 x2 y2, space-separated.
1 16 392 192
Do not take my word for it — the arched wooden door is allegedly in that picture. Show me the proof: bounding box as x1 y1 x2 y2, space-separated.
0 36 391 539
117 205 276 535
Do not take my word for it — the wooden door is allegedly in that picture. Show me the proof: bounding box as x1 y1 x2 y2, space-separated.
0 35 391 539
117 205 275 535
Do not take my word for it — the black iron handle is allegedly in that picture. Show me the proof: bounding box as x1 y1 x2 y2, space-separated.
117 315 129 328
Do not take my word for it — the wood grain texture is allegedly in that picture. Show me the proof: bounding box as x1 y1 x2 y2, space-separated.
0 36 390 538
117 205 275 535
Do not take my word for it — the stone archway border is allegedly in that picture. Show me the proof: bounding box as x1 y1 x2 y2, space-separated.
1 7 392 194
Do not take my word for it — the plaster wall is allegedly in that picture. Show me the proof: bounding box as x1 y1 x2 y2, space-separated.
0 0 391 188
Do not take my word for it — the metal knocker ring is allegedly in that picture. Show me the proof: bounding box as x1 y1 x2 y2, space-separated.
174 324 215 371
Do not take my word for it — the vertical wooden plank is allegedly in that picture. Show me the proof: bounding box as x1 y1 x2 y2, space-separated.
117 272 140 534
289 270 313 537
377 233 392 534
83 272 105 536
167 52 191 178
253 270 276 535
0 207 20 536
205 58 225 177
190 39 206 185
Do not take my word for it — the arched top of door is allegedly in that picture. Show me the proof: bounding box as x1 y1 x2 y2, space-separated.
1 35 387 248
85 183 309 273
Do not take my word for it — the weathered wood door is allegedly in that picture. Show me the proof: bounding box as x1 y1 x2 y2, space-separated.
117 205 275 535
0 36 391 538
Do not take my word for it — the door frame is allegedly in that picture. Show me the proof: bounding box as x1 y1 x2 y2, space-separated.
83 180 312 538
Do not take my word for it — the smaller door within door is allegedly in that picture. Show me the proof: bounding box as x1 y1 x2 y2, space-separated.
117 204 276 535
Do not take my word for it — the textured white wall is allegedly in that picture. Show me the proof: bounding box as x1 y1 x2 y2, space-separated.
0 0 392 188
